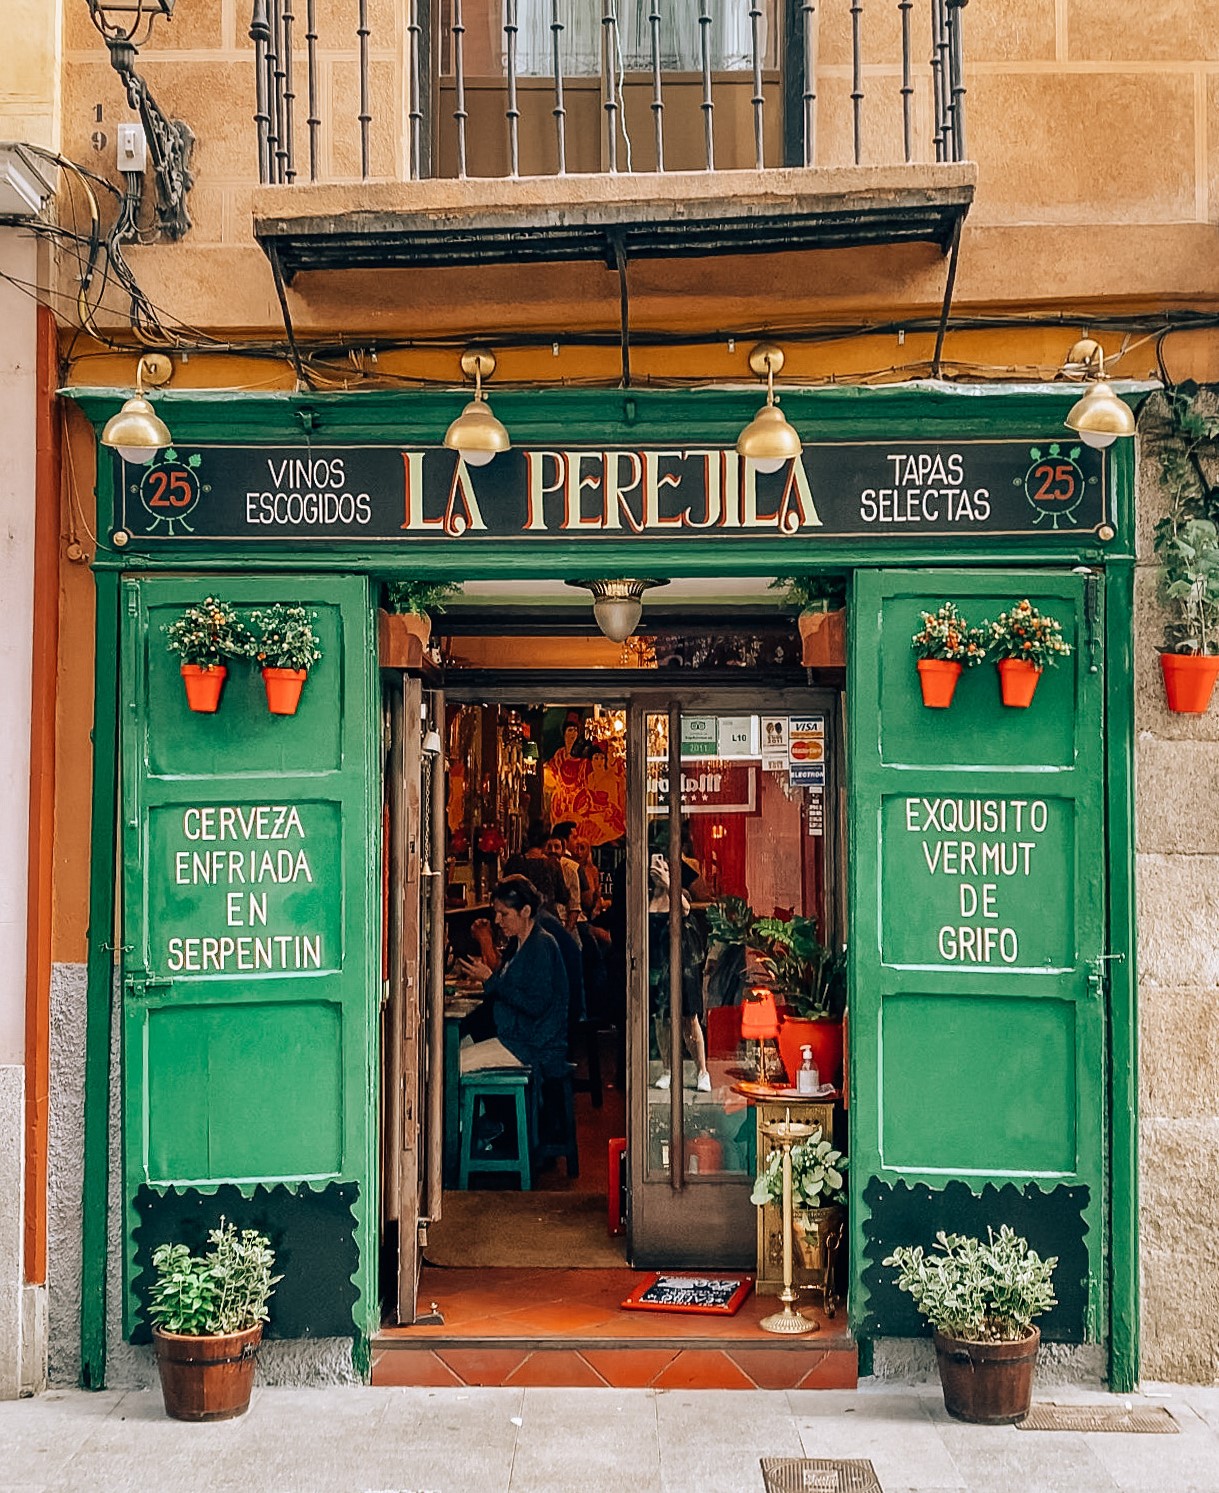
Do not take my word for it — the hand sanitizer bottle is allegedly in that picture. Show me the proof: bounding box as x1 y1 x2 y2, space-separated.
796 1045 819 1095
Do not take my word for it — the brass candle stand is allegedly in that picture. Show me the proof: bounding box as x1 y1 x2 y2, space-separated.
758 1110 819 1335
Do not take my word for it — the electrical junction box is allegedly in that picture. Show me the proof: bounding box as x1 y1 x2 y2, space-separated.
117 123 147 173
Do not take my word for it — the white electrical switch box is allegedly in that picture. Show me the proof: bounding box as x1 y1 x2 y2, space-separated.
116 123 147 173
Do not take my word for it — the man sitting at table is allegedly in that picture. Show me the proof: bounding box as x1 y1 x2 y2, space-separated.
456 875 569 1080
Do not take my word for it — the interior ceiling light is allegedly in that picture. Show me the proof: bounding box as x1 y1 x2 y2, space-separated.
100 352 174 465
444 346 510 466
566 578 670 643
1062 338 1135 450
736 342 803 474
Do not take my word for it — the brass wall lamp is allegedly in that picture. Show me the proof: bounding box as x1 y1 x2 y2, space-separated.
1062 339 1136 450
100 352 174 464
444 347 511 466
736 342 803 474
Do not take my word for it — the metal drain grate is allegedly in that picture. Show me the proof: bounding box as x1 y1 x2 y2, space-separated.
760 1459 884 1493
1016 1403 1179 1434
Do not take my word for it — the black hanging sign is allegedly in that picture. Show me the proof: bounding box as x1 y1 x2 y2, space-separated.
112 440 1109 545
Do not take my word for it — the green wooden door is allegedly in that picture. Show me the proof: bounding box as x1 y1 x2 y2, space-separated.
849 569 1107 1347
120 574 379 1347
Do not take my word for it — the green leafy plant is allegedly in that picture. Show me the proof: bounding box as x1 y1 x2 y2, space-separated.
1155 516 1219 655
983 600 1073 669
770 574 848 613
148 1219 280 1337
384 579 464 616
884 1226 1057 1343
910 602 988 665
164 597 253 669
749 915 845 1020
750 1127 846 1209
705 896 756 948
250 604 323 672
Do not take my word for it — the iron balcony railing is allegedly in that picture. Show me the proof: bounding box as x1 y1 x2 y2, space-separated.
249 0 967 188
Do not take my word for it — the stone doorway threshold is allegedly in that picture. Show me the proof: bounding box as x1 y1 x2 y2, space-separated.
372 1266 857 1389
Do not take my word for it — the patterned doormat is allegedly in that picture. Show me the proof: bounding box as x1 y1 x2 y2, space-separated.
1015 1403 1179 1433
760 1459 884 1493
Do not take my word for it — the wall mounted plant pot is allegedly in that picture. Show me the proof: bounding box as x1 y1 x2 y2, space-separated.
153 1324 261 1422
262 667 308 715
180 664 226 713
997 658 1042 708
798 608 846 668
916 659 962 708
378 609 432 669
777 1014 843 1089
1160 652 1219 714
933 1326 1040 1425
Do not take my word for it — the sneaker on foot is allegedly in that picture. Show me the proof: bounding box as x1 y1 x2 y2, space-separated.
653 1070 671 1090
696 1070 712 1093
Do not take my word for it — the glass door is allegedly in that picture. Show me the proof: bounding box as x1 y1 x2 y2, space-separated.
627 689 839 1268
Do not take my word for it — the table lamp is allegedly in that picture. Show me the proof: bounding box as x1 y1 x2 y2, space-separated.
740 988 780 1083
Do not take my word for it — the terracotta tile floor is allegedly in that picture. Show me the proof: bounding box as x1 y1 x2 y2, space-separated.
373 1267 857 1389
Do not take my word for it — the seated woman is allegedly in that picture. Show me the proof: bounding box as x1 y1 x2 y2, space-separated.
456 875 569 1080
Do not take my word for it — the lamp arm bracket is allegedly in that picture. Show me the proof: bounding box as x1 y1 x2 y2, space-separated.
106 36 195 241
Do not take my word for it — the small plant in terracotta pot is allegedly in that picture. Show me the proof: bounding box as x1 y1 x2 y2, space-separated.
250 604 322 715
885 1226 1057 1425
984 599 1072 707
749 914 846 1086
164 597 253 713
910 602 987 708
1155 516 1219 713
771 574 848 667
148 1219 280 1422
380 580 463 667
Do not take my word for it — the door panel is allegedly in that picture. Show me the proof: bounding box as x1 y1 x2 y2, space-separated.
849 569 1106 1343
120 574 378 1340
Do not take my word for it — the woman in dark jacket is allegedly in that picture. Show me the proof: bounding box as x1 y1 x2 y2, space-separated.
457 876 569 1080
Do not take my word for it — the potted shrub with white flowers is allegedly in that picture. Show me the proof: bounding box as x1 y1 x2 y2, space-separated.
884 1225 1057 1425
910 602 988 708
164 597 252 713
250 604 322 715
984 599 1072 707
751 1127 847 1312
148 1219 280 1422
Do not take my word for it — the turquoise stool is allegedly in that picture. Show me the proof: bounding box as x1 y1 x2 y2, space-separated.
458 1068 533 1190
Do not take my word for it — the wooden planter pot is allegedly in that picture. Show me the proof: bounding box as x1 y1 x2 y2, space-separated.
153 1324 262 1422
262 667 308 715
933 1326 1040 1425
797 609 846 668
997 658 1042 707
916 659 962 708
180 664 227 713
1160 652 1219 714
378 609 432 669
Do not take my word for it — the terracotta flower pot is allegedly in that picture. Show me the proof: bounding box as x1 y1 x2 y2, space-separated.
180 663 227 713
1160 652 1219 714
916 658 962 708
153 1324 262 1422
262 667 308 715
997 658 1041 707
378 609 432 669
933 1326 1040 1425
797 608 846 668
777 1014 843 1089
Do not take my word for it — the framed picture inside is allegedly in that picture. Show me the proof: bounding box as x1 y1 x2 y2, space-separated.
620 1273 753 1316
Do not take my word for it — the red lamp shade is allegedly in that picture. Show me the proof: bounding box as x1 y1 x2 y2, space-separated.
740 989 779 1040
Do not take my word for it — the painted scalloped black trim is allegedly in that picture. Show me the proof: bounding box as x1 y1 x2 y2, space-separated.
130 1180 360 1343
860 1178 1091 1343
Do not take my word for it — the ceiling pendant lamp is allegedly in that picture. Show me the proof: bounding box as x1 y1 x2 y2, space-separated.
100 353 174 465
566 578 670 642
443 346 510 466
736 342 803 474
1062 338 1136 450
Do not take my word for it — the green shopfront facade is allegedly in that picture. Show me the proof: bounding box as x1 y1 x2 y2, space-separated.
69 384 1140 1390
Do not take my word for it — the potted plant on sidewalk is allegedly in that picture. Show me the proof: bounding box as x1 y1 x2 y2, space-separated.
1154 516 1219 712
148 1218 280 1422
164 597 252 713
750 914 846 1087
250 604 323 715
910 602 988 707
771 575 848 667
751 1126 847 1314
380 580 463 667
984 599 1072 707
884 1225 1057 1424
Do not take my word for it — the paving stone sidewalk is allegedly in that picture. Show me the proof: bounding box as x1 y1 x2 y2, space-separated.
2 1380 1217 1493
